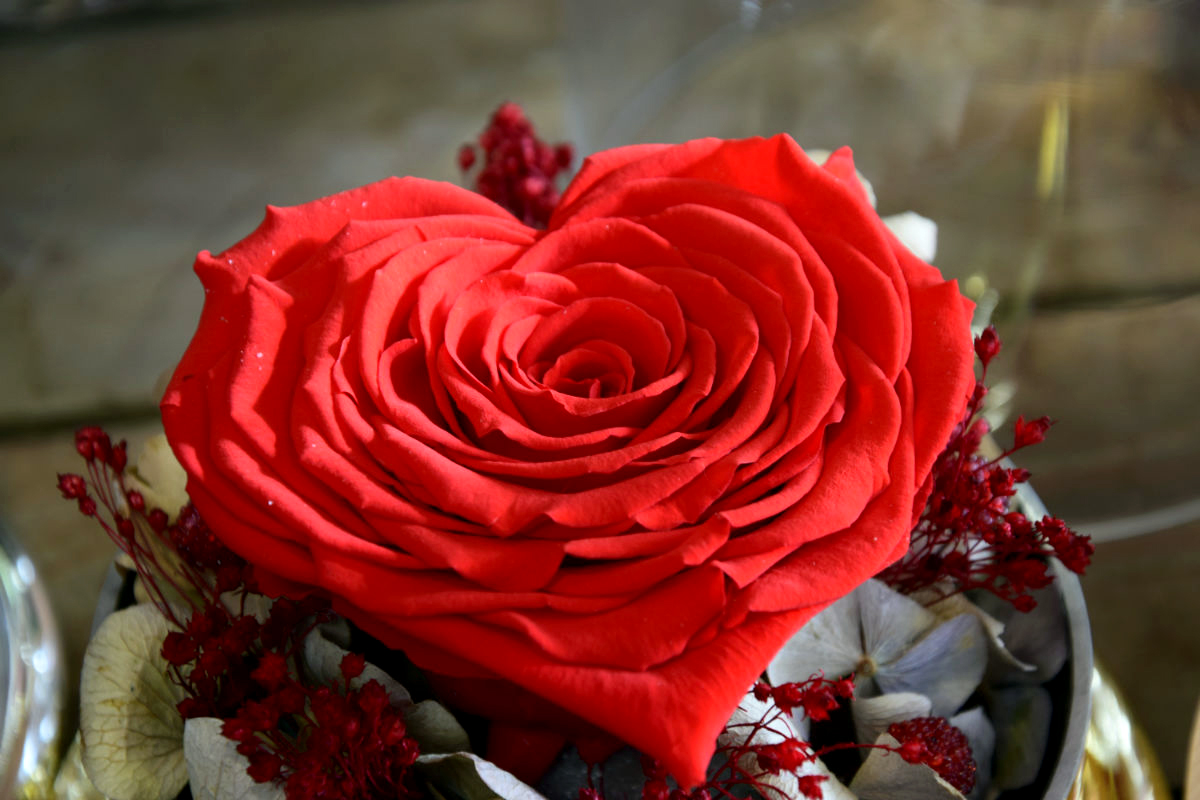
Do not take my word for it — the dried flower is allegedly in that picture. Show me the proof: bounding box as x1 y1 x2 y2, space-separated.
458 101 573 227
879 327 1093 611
63 428 422 799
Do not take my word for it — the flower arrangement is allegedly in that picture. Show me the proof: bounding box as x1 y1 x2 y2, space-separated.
61 104 1092 800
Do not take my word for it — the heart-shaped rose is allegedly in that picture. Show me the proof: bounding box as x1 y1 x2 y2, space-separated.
162 135 974 786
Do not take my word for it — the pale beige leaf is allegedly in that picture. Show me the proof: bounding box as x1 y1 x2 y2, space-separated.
124 434 189 520
302 624 411 706
79 604 187 800
220 590 273 624
184 717 286 800
53 732 108 800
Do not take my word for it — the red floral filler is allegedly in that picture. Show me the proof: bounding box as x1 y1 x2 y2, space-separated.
458 101 574 227
879 327 1094 611
888 717 976 794
59 427 420 800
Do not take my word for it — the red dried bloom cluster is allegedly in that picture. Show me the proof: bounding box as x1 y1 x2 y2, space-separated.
458 101 574 227
222 654 418 797
888 716 977 794
60 428 421 800
879 327 1094 611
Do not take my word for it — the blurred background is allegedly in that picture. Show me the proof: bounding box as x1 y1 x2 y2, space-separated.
0 0 1197 794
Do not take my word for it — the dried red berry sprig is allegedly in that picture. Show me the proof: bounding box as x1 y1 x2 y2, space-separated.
57 427 244 634
60 428 422 799
458 101 574 227
879 327 1094 611
620 678 974 800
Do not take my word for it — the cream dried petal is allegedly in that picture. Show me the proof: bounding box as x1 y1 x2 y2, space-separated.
882 211 938 263
124 434 189 520
851 692 932 745
184 717 285 800
859 580 937 667
949 708 995 800
718 691 797 749
220 590 274 625
417 753 550 800
849 733 966 800
301 625 411 707
990 686 1052 791
986 587 1069 684
54 732 107 800
79 604 187 800
877 614 988 716
768 589 863 688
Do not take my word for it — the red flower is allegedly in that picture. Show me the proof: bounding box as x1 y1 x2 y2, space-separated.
161 135 974 786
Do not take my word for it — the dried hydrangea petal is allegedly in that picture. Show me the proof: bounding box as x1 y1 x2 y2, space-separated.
417 753 550 800
989 686 1052 791
849 733 966 800
859 580 937 668
79 604 187 800
852 693 933 746
302 624 411 707
184 717 285 800
876 613 987 716
981 587 1069 684
718 691 855 800
949 708 995 800
404 700 472 755
922 591 1034 674
768 588 863 688
123 434 189 520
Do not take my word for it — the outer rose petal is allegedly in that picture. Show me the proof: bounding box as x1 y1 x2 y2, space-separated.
162 136 975 788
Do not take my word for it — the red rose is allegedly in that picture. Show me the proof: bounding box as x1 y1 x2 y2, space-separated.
162 135 974 786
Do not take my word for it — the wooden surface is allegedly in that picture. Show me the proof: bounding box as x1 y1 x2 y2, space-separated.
0 0 1197 789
